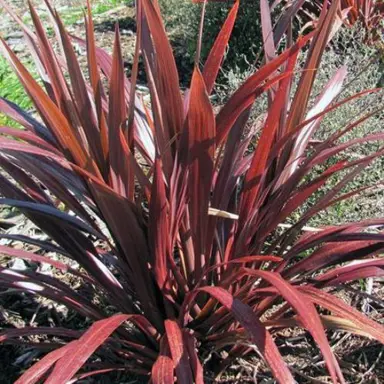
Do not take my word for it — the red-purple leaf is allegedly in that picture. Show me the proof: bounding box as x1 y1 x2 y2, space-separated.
185 67 216 274
0 37 99 176
183 330 204 384
15 340 76 384
316 258 384 286
260 0 276 63
216 31 314 145
152 337 175 384
239 269 344 383
279 65 347 184
149 158 170 289
301 286 384 344
141 0 183 144
44 314 128 384
165 320 193 383
108 25 131 197
54 11 105 175
284 0 340 134
202 0 239 94
237 50 299 236
181 286 295 383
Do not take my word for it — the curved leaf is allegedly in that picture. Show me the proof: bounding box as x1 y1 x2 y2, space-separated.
239 269 344 383
164 320 193 383
44 314 128 384
301 286 384 344
152 337 174 384
181 286 295 383
202 0 239 94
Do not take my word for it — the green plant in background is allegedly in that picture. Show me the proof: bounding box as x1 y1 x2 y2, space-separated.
89 0 131 17
59 0 130 24
0 57 33 127
159 0 265 82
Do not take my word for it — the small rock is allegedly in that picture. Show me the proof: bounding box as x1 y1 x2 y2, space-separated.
10 258 28 271
39 262 53 276
54 304 68 317
11 43 26 53
136 85 150 93
56 6 70 12
121 29 134 37
6 37 23 46
5 31 24 40
70 261 80 270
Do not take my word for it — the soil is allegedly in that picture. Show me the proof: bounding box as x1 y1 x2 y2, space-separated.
0 1 384 383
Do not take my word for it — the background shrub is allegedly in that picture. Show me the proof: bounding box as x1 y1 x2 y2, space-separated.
0 57 34 127
159 0 265 82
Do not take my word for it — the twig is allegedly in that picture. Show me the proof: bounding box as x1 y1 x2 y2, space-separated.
358 346 384 384
278 223 323 232
290 366 330 384
29 302 42 326
208 208 323 232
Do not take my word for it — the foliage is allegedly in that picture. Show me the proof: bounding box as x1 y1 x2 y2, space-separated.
91 0 131 16
0 0 383 383
160 0 384 81
159 0 265 78
0 57 33 127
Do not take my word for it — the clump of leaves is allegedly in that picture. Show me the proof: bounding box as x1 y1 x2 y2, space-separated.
0 0 383 383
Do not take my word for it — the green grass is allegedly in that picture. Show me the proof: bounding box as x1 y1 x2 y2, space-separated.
61 0 127 24
21 0 127 27
0 57 33 127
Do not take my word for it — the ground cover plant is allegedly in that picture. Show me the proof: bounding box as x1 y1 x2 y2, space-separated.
0 0 384 382
0 57 34 127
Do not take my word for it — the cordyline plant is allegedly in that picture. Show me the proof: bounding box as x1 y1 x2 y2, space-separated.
0 0 383 382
